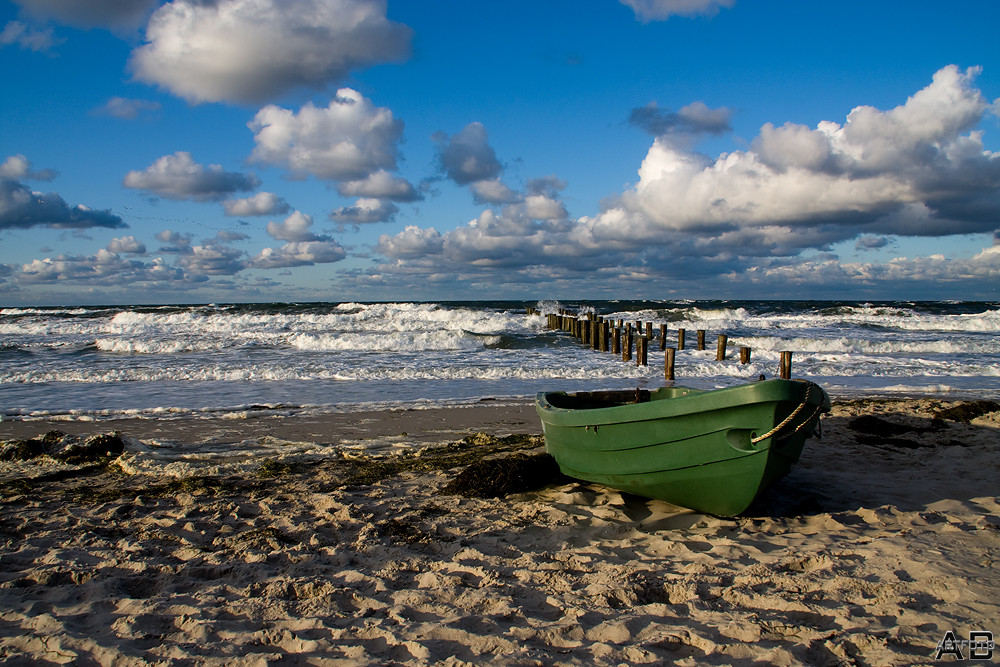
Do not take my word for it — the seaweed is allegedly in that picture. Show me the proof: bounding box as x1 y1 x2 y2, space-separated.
934 400 1000 424
440 452 565 498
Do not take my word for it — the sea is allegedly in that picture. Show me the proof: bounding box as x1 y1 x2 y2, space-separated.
1 300 999 422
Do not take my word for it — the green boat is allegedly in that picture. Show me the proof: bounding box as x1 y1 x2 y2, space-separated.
535 379 830 516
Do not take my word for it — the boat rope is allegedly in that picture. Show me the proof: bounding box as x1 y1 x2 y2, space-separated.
750 382 824 444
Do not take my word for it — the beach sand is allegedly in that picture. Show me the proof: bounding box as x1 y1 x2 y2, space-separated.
1 398 998 665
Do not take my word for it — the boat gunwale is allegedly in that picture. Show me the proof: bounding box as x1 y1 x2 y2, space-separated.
536 379 823 428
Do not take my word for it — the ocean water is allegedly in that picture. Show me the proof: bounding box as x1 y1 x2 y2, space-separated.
1 300 998 421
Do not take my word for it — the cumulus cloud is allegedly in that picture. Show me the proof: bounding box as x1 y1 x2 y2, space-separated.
223 192 291 217
0 154 56 181
0 20 61 52
107 235 146 254
599 65 1000 244
130 0 411 105
470 179 519 205
249 90 404 182
336 170 421 202
12 0 157 31
175 244 246 275
18 251 184 285
124 151 260 201
434 122 503 186
329 198 399 225
621 0 736 22
371 66 1000 294
94 97 162 120
155 229 193 253
247 240 347 269
266 211 325 242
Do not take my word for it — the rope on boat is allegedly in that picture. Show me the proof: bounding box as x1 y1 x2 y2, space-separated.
750 382 825 444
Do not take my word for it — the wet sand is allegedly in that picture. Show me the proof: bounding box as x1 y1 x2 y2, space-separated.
1 398 998 665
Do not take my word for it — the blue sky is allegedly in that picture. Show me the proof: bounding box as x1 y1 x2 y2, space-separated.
1 0 999 305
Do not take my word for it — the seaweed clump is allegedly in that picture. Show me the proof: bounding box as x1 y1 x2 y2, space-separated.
934 400 1000 424
441 452 565 498
0 431 125 464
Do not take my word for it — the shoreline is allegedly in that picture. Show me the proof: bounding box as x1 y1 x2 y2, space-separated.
1 397 998 664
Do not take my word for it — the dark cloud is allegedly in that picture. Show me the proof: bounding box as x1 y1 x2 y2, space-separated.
12 0 157 31
0 178 126 231
434 122 503 185
629 101 733 137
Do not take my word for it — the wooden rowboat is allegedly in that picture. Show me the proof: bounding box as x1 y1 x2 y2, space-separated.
535 379 830 516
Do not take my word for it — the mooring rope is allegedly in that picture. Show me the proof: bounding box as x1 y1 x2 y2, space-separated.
750 382 824 444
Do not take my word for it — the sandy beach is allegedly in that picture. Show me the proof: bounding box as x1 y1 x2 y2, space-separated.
1 397 998 665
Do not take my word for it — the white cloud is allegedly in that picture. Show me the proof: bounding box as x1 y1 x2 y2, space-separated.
18 250 184 284
248 240 347 269
376 225 444 259
107 236 146 254
223 192 291 217
470 179 519 205
370 67 1000 295
329 198 399 224
0 154 56 181
124 151 260 201
130 0 411 104
608 65 1000 240
266 211 322 242
336 170 421 202
155 230 193 253
249 90 404 182
175 244 246 275
620 0 735 22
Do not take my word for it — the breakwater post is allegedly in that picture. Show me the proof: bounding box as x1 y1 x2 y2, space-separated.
536 307 779 384
637 336 648 366
716 334 728 361
780 351 793 379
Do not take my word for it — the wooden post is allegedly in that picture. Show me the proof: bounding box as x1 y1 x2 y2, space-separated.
645 322 653 340
697 329 706 350
581 320 590 345
612 327 621 354
665 347 676 380
659 324 667 351
600 321 609 352
677 328 686 351
740 346 752 364
623 331 633 362
780 351 793 379
716 334 728 361
637 336 648 366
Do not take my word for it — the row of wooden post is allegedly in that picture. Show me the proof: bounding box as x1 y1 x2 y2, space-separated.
529 308 794 380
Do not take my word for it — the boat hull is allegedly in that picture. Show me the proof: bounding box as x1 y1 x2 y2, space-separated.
535 380 830 516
